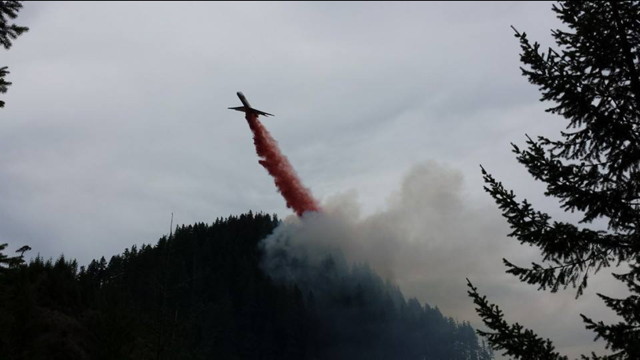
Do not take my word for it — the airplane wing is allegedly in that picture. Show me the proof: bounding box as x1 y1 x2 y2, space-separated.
228 104 274 117
253 108 274 117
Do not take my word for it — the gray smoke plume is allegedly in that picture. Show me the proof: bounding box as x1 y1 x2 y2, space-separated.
259 161 500 359
261 160 505 306
260 161 622 358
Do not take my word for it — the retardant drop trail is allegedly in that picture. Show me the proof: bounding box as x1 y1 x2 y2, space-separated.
245 113 320 216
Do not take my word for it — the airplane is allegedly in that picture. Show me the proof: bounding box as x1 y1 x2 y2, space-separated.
228 92 274 117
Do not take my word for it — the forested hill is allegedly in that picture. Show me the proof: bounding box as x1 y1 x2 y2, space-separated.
0 212 493 360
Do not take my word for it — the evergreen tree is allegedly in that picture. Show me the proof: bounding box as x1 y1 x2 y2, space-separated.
468 1 640 359
0 243 20 270
0 1 28 108
15 245 30 258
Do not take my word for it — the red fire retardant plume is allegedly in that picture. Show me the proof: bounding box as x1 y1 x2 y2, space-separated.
245 113 321 216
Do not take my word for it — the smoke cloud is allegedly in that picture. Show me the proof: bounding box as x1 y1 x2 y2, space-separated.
257 161 502 358
246 113 320 216
261 161 504 298
260 161 623 358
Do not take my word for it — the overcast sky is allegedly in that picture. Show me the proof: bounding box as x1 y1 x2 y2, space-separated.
1 2 629 358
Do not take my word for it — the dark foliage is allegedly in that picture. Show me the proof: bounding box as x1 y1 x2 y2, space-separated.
0 1 28 108
0 243 22 270
0 212 492 359
468 1 640 359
